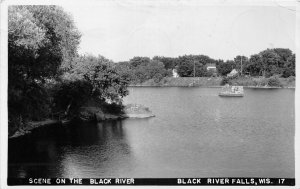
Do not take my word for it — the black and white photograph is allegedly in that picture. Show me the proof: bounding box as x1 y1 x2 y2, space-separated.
0 0 299 187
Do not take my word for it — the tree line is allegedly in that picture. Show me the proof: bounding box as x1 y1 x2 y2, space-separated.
114 48 295 82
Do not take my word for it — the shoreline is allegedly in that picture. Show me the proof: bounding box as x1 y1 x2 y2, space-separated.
8 115 124 139
9 104 155 139
128 76 295 88
9 119 70 139
129 85 295 89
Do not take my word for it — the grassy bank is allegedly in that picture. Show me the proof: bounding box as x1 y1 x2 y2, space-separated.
129 76 295 88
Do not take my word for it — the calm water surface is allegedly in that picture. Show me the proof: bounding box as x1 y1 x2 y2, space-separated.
8 87 295 178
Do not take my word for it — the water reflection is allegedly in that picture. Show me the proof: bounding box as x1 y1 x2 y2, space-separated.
9 120 138 177
60 120 138 177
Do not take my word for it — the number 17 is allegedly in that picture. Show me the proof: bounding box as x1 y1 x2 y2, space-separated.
278 179 285 184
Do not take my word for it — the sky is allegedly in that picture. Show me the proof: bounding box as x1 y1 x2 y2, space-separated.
60 1 296 62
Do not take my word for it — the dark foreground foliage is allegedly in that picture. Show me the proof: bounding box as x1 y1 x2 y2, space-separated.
8 5 80 135
8 6 128 135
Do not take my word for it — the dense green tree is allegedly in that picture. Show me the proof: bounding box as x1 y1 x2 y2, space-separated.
26 5 81 71
114 61 135 83
176 55 214 77
217 60 235 76
239 48 295 77
8 6 48 126
52 79 93 115
246 54 263 76
115 58 171 83
177 56 194 77
282 54 295 77
215 59 224 76
134 60 170 82
152 56 177 70
8 6 46 51
8 5 80 134
215 59 225 66
129 57 151 67
233 55 249 74
258 49 281 77
63 55 129 103
273 48 293 67
272 48 295 77
193 55 214 65
8 5 80 85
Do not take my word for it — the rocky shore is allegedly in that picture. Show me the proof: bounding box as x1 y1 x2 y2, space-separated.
9 119 62 139
78 103 155 121
9 103 155 139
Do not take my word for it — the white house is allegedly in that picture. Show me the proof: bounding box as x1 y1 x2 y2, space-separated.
172 69 179 78
206 63 216 71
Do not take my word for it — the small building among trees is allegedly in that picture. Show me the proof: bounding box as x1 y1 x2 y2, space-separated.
227 69 238 77
172 69 179 78
206 63 217 71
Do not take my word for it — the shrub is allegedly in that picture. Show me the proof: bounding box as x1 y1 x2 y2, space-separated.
253 77 268 86
51 80 94 115
230 77 255 86
282 68 294 78
288 76 295 82
221 77 231 85
267 76 282 87
101 102 124 114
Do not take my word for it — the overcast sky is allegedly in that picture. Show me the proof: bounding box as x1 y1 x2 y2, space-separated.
60 1 296 62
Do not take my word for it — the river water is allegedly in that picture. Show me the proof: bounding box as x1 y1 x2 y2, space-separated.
8 87 295 178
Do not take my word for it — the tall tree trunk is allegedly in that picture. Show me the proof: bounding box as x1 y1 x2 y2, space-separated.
65 99 73 116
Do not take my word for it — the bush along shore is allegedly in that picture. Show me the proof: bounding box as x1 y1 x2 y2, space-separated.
128 76 295 88
9 103 155 139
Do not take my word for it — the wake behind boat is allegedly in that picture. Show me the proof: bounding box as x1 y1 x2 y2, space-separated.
219 85 244 97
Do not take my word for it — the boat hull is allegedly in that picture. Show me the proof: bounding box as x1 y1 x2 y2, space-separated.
219 93 244 97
